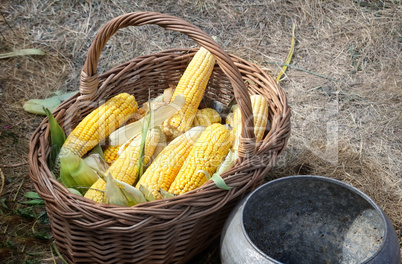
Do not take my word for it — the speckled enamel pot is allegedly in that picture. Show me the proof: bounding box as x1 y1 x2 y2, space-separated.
220 175 400 264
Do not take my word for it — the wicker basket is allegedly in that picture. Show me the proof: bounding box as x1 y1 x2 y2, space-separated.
28 12 291 263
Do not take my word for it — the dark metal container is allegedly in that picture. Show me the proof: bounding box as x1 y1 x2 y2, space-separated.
220 175 400 264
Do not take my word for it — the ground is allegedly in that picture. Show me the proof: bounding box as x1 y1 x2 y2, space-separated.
0 0 401 263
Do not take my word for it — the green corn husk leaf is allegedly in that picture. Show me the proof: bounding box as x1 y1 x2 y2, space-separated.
211 174 232 190
88 143 105 160
139 184 156 202
83 154 109 174
104 173 128 206
67 188 82 196
24 91 76 115
44 108 66 171
215 150 235 176
159 188 175 199
198 169 232 191
109 94 185 146
115 179 146 206
59 150 99 191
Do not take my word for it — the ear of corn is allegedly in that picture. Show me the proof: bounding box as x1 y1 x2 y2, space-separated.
193 108 222 127
231 94 269 152
136 126 205 199
60 93 138 158
168 123 232 195
163 47 215 139
103 107 146 164
84 127 161 203
108 94 185 146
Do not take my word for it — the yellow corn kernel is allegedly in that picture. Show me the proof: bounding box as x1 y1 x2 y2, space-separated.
60 93 138 158
163 47 215 139
232 94 269 151
168 123 232 195
84 127 161 203
193 108 222 127
136 126 204 199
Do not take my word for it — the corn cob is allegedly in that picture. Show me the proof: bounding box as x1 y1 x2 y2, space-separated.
193 108 222 127
60 93 138 158
84 127 161 203
168 123 232 195
136 126 204 199
103 107 146 164
231 94 269 151
163 47 215 139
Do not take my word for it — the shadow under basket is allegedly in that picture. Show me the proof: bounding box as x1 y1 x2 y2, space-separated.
28 12 291 264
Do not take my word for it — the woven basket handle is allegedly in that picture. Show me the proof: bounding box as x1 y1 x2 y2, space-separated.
80 11 255 157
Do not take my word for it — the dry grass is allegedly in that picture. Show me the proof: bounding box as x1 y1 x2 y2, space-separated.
0 0 401 263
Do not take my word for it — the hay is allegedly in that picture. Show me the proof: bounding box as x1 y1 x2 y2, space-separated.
1 0 401 262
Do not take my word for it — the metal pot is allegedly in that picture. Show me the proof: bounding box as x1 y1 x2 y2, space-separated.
220 175 400 264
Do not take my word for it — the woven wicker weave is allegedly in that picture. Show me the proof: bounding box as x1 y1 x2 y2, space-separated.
28 12 291 263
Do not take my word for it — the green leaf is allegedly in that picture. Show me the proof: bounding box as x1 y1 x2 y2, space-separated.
83 154 109 174
104 173 128 206
33 231 52 241
24 97 60 115
59 150 99 191
115 180 146 206
139 184 156 202
215 150 236 176
159 188 175 199
44 108 66 171
20 200 45 205
88 143 105 160
23 192 41 199
135 107 152 184
211 174 232 191
23 91 76 115
17 207 37 219
67 188 82 196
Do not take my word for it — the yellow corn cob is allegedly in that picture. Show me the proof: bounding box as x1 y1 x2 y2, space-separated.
231 94 269 151
129 107 146 123
193 108 222 127
163 47 215 139
60 93 138 158
84 127 161 203
168 123 232 195
136 126 204 199
103 107 146 164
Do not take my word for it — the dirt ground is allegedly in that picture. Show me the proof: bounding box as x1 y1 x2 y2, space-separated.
0 0 401 263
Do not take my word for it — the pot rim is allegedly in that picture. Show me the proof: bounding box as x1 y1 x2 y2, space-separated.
240 175 389 264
